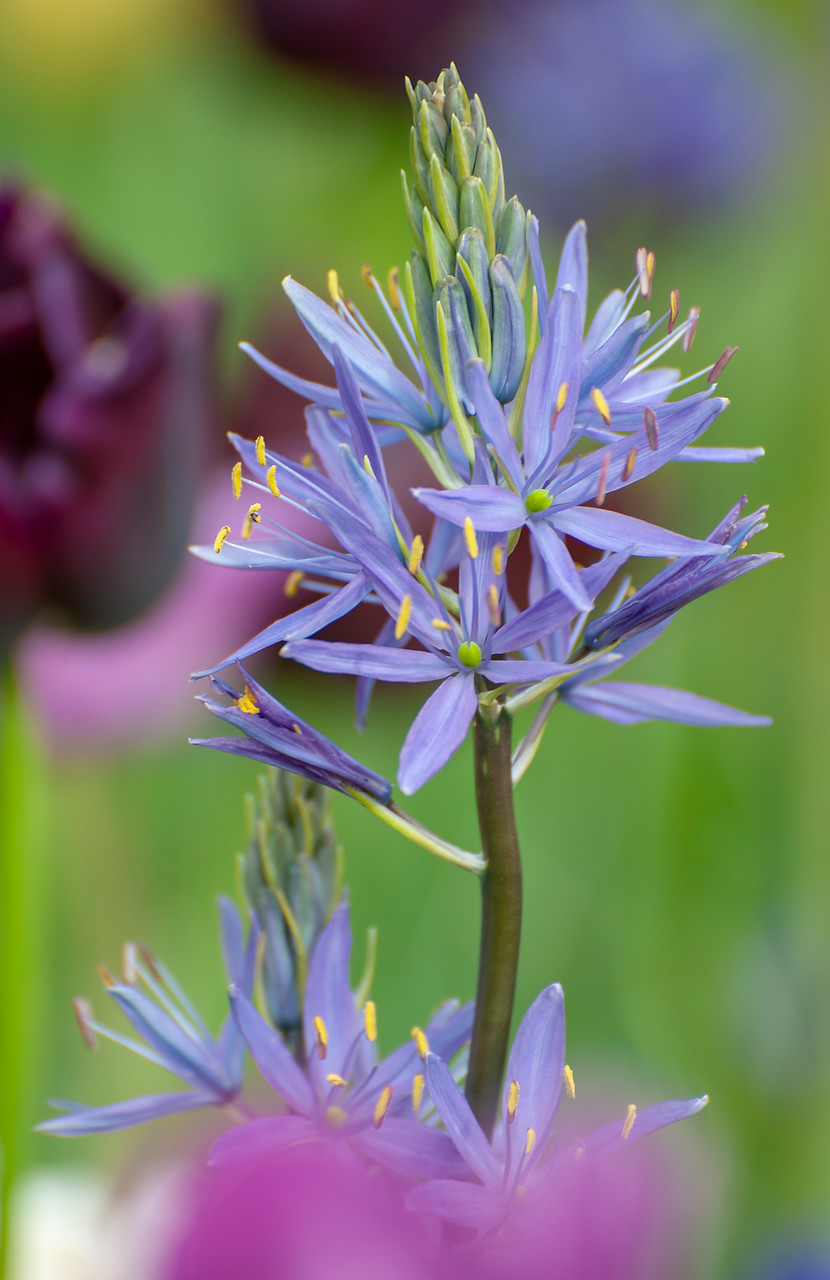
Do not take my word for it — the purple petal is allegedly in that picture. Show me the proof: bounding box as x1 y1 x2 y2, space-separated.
230 991 314 1114
578 1096 709 1160
528 216 549 320
191 574 370 679
554 221 588 330
528 521 593 613
351 1120 468 1180
423 1052 501 1188
524 286 582 476
209 1114 318 1166
406 1178 505 1229
282 640 449 683
412 485 527 533
553 506 724 559
36 1091 215 1136
565 682 771 727
678 446 765 463
332 346 388 494
466 358 522 486
397 674 478 795
302 902 363 1091
494 553 626 653
480 657 573 685
502 985 566 1163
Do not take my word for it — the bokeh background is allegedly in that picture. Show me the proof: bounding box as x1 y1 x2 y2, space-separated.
1 0 828 1275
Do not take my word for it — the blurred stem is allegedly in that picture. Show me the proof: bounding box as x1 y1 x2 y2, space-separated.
465 703 522 1138
0 662 48 1276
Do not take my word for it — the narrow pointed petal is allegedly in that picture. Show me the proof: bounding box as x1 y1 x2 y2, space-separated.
406 1179 504 1229
350 1000 474 1114
209 1115 318 1166
423 1052 501 1187
528 522 593 613
565 682 771 727
282 640 449 683
579 313 650 403
678 446 765 463
191 574 370 678
302 902 362 1089
466 358 523 485
398 674 477 795
494 554 627 653
36 1091 215 1136
528 215 549 322
107 988 221 1091
230 990 315 1114
331 345 388 493
578 1095 709 1159
553 507 724 559
554 221 588 331
413 485 527 533
523 286 582 476
502 984 566 1156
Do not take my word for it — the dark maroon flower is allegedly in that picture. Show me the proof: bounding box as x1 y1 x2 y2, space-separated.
0 181 219 652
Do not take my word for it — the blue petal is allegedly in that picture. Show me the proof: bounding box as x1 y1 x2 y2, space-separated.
494 554 626 653
230 990 315 1114
523 286 582 477
466 359 523 487
423 1052 501 1188
554 221 588 331
564 682 771 727
528 521 594 613
398 674 478 795
209 1114 318 1166
302 902 363 1092
578 1095 709 1159
407 1178 505 1229
579 313 650 403
553 507 725 559
502 984 566 1172
36 1091 215 1136
677 445 765 463
283 640 450 683
331 346 389 494
107 987 222 1092
528 215 549 322
351 1119 468 1180
413 485 527 533
350 1000 475 1118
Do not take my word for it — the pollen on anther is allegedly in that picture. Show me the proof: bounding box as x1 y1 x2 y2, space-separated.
432 618 452 631
525 1127 536 1155
595 452 611 507
738 539 748 551
636 247 655 299
236 689 260 715
464 516 479 559
302 452 314 468
374 1085 394 1129
255 435 267 467
232 461 242 499
563 1064 576 1100
487 583 501 626
492 544 504 576
387 266 401 310
591 386 612 426
412 1073 425 1113
668 289 679 334
214 525 231 554
408 536 424 575
361 263 373 285
395 594 413 641
621 1103 637 1140
411 1026 429 1059
556 381 569 413
286 570 304 598
363 1000 378 1043
313 1015 328 1059
622 447 638 482
507 1079 520 1121
266 464 280 498
326 1073 347 1088
241 503 262 541
327 269 341 305
97 964 116 988
72 997 96 1050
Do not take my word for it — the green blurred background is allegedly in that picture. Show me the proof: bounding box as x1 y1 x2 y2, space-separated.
1 0 827 1274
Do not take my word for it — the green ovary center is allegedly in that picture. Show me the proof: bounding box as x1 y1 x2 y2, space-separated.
457 641 482 669
525 489 552 514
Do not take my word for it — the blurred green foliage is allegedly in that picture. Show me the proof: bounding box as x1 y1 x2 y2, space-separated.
1 1 828 1275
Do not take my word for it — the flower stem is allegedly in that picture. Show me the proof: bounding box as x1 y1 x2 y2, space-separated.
465 703 522 1138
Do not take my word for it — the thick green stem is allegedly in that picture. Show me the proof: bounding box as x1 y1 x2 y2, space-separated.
464 704 522 1138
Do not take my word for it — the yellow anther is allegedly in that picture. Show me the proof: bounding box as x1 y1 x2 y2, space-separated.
556 381 569 413
395 594 412 641
411 1026 429 1059
255 435 267 467
591 386 612 426
669 288 679 333
563 1065 576 1100
412 1072 425 1113
313 1015 328 1059
325 1105 348 1128
525 1127 536 1155
292 723 302 734
236 689 260 715
408 536 424 575
327 269 341 305
363 1000 378 1043
738 539 748 551
492 544 504 576
595 451 611 507
431 618 452 631
463 516 479 560
214 525 231 554
507 1079 520 1121
326 1073 347 1088
373 1084 394 1129
622 447 638 482
302 452 314 468
361 263 373 285
285 570 304 598
487 582 501 626
266 464 281 498
232 461 242 499
621 1103 637 1141
97 964 116 988
363 454 376 478
241 503 262 541
387 266 401 310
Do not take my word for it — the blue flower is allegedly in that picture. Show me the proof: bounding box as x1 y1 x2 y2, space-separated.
38 899 257 1136
210 902 473 1180
191 665 392 803
407 983 708 1230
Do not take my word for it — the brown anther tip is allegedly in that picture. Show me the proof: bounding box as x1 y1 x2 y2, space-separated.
361 263 373 283
97 964 116 988
121 941 137 985
138 944 163 982
708 345 739 384
72 997 97 1050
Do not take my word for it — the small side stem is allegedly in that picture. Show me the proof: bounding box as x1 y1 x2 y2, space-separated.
464 704 522 1138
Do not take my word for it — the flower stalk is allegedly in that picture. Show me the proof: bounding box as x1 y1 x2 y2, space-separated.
465 701 523 1137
